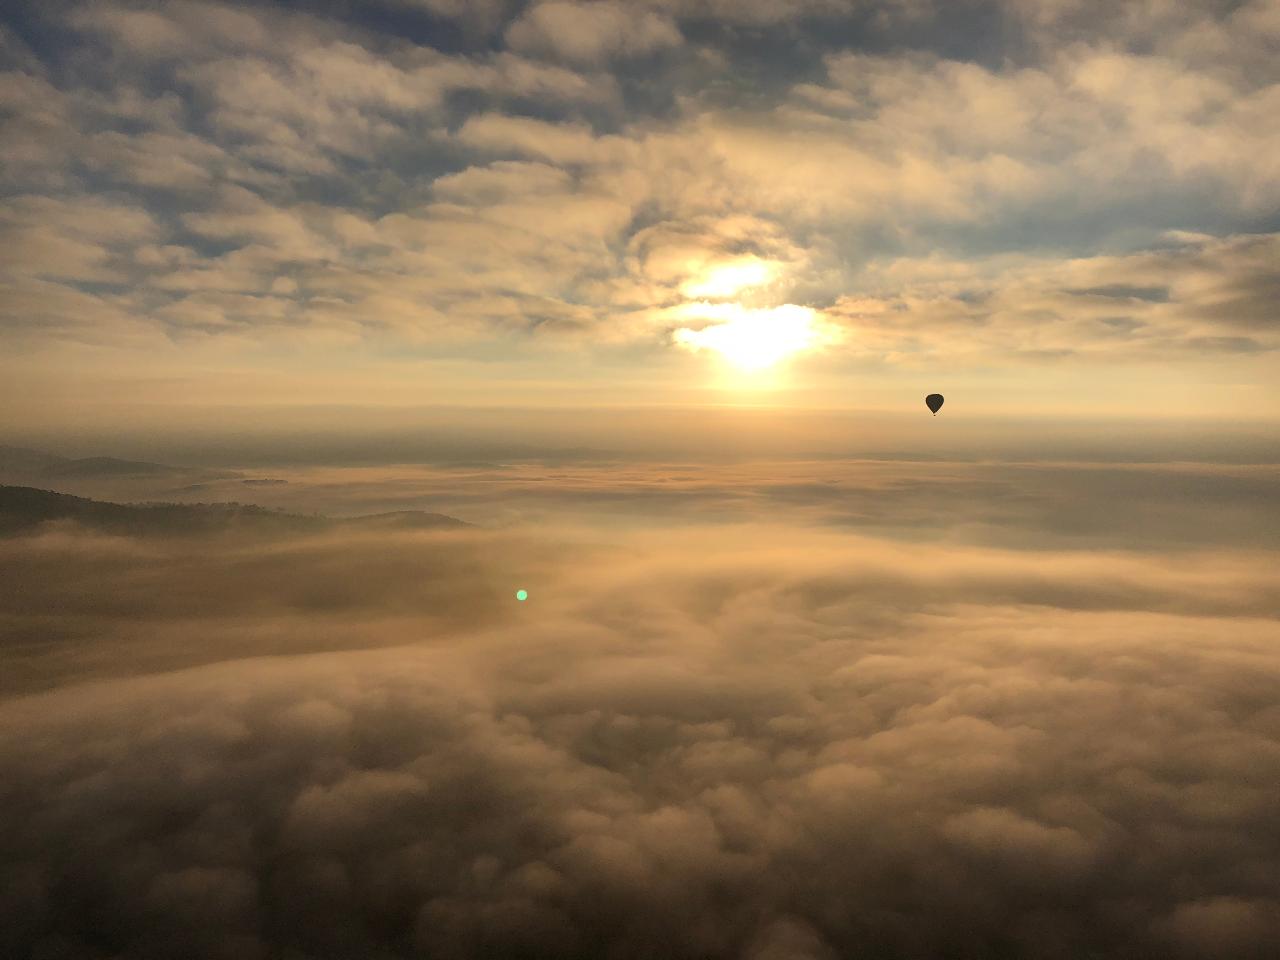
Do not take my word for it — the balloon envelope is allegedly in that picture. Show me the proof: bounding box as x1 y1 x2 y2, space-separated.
925 393 944 414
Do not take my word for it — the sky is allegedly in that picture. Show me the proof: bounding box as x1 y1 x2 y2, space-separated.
1 0 1279 435
3 3 1280 959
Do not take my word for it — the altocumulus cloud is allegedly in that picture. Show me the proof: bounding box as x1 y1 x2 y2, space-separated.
2 519 1279 959
1 0 1277 367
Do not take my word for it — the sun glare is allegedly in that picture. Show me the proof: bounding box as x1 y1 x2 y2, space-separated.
680 258 778 299
673 304 824 372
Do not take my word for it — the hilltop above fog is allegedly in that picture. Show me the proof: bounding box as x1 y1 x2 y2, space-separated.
0 486 469 538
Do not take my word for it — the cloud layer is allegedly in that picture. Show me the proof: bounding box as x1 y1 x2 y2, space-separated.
1 0 1278 419
2 483 1279 957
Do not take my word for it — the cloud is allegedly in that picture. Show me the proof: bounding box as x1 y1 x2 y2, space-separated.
390 0 515 34
1 504 1279 957
3 0 1280 412
505 1 683 65
454 112 634 166
68 0 274 59
0 195 159 283
824 233 1280 363
1006 0 1280 83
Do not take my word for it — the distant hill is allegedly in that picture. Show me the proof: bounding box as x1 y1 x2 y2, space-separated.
0 486 471 538
0 445 213 481
43 456 179 478
0 446 66 474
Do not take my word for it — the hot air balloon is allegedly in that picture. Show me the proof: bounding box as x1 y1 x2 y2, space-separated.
925 393 944 416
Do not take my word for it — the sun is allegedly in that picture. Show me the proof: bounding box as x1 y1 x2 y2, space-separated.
679 257 778 300
673 303 824 372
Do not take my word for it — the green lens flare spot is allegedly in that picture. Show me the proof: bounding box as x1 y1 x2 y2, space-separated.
515 589 528 601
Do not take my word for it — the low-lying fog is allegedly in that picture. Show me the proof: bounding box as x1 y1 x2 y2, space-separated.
3 437 1278 958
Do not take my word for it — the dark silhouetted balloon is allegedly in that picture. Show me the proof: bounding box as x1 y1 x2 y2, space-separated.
925 393 944 415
